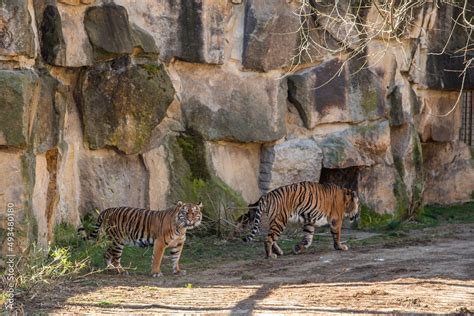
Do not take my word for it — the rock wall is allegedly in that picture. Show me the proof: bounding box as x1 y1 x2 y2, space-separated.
1 0 473 252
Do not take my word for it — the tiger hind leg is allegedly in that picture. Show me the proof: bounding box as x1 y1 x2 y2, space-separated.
272 243 283 256
293 223 315 254
104 241 126 274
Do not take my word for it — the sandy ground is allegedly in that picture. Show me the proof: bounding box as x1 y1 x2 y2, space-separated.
23 223 474 314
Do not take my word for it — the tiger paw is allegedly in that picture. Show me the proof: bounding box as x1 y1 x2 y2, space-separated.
266 253 278 259
292 245 303 255
152 272 163 278
337 244 349 251
174 270 187 276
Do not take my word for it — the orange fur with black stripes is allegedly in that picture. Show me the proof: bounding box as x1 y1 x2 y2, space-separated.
243 182 359 258
78 201 202 277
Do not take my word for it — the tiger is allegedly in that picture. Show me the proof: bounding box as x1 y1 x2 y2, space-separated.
243 181 359 259
78 201 203 277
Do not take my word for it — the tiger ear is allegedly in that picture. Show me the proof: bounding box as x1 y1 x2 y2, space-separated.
176 201 184 206
197 201 203 208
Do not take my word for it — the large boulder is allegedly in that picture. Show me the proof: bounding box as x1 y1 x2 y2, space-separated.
422 142 474 204
115 0 229 64
0 152 32 254
53 85 87 230
288 59 386 128
417 90 461 142
142 146 170 211
0 70 37 148
367 42 422 127
0 0 35 58
415 3 474 90
358 164 399 215
207 141 261 202
77 57 175 154
31 74 60 153
78 149 148 215
260 138 323 192
314 120 392 169
390 123 424 216
242 0 300 71
84 4 134 61
39 3 94 66
174 62 287 142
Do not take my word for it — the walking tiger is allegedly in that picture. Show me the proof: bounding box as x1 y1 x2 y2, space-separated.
243 182 359 258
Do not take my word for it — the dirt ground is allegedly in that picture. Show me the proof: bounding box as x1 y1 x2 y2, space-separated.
24 222 474 314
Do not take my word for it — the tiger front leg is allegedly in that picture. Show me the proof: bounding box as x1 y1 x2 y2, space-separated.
170 242 186 276
151 240 166 277
265 230 282 259
330 218 348 251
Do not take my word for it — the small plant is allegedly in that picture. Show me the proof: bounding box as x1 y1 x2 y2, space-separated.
241 272 255 280
15 245 89 293
185 283 193 289
97 300 114 307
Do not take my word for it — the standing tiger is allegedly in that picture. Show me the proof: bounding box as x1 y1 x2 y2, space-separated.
78 201 203 277
243 182 359 258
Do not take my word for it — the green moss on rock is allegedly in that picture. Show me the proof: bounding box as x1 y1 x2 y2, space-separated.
0 70 37 148
167 134 246 234
361 87 378 113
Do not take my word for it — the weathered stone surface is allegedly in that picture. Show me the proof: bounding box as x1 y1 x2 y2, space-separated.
417 90 461 142
390 123 424 215
131 23 159 55
174 62 286 142
84 4 133 61
143 146 169 211
313 0 359 49
32 154 49 248
260 138 323 193
0 151 30 254
56 4 94 66
314 120 392 169
40 5 65 65
58 0 95 5
358 164 398 214
165 134 247 223
55 86 82 227
367 43 422 127
242 0 299 71
32 149 61 248
288 59 386 128
115 0 229 64
412 3 474 90
78 58 175 154
78 149 148 215
207 141 261 202
32 74 60 153
427 4 474 82
0 0 35 58
0 70 37 148
422 142 474 205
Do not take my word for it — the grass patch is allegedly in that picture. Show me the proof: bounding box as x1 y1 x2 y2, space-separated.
415 202 474 226
97 300 114 307
358 202 474 232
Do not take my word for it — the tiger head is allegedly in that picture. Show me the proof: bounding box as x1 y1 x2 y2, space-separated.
344 189 360 222
176 201 203 229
